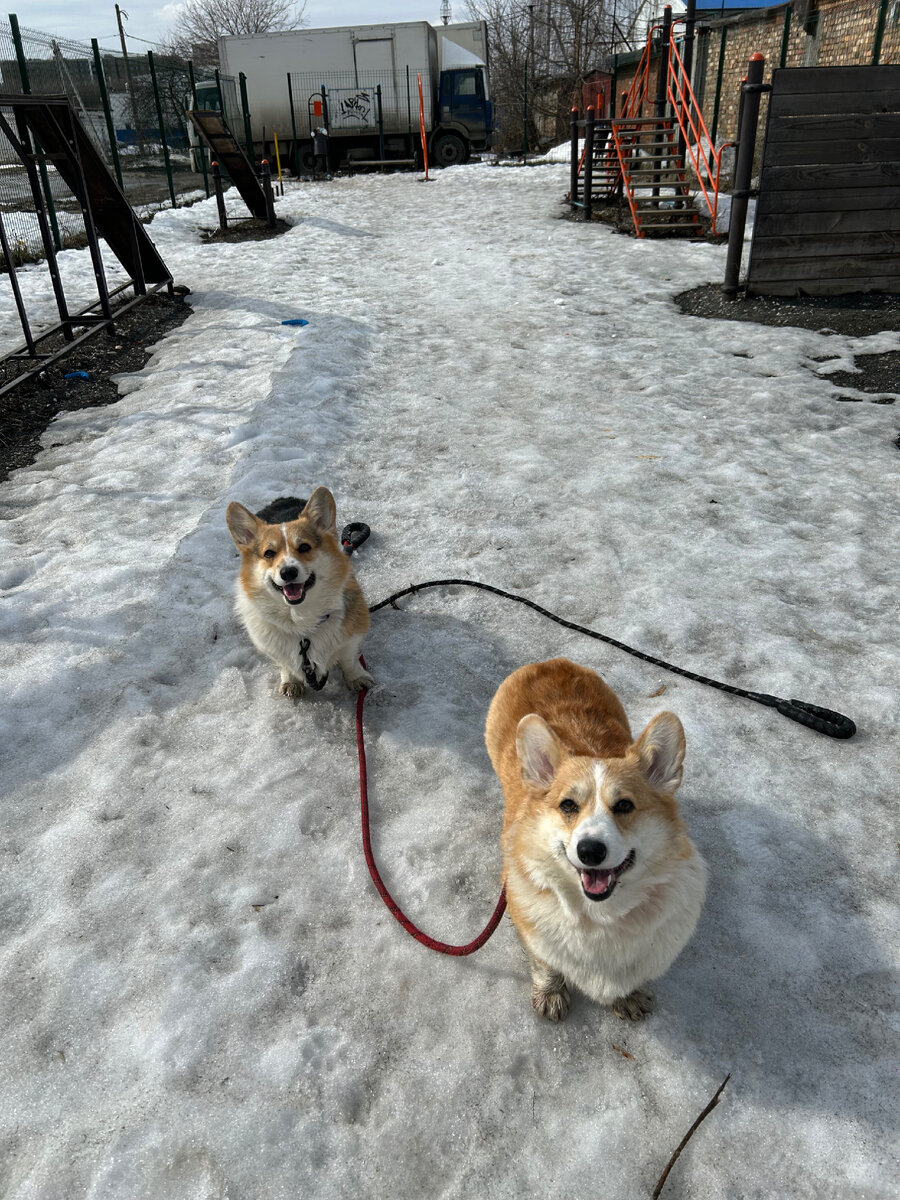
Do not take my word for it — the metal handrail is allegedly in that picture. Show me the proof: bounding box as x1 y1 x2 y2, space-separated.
665 34 733 235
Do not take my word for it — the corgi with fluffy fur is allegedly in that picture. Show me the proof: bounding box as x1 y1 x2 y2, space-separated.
226 487 373 698
485 658 706 1022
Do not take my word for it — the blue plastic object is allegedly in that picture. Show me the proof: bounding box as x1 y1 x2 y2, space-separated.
281 318 309 327
64 370 91 381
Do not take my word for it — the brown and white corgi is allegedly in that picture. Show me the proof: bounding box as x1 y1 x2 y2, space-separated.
226 487 374 698
485 658 706 1022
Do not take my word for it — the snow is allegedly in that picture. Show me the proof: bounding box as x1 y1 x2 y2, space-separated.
1 163 898 1199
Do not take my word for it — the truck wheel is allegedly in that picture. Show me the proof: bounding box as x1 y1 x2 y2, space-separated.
432 134 467 167
298 145 316 172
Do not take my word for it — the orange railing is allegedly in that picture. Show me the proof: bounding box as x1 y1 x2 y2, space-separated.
665 33 733 235
613 20 733 234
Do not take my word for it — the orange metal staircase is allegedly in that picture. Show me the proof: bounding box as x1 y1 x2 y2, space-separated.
575 16 731 238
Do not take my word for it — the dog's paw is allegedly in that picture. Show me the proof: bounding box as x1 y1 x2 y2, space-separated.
280 679 306 699
611 989 653 1022
532 981 570 1022
345 670 375 694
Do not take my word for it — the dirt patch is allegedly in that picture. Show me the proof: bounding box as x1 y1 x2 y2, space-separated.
675 284 900 338
825 351 900 402
675 284 900 405
0 293 192 482
200 217 292 244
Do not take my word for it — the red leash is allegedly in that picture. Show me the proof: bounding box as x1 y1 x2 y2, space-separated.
355 667 507 956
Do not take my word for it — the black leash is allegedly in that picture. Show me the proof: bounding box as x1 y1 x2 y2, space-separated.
367 578 857 740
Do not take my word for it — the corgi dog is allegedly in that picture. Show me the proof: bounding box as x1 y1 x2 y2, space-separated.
485 658 706 1022
226 487 374 698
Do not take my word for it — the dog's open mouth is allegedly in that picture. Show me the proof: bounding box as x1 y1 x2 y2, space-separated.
580 849 636 902
275 572 316 605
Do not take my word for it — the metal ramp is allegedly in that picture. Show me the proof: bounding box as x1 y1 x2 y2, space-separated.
186 110 269 220
0 93 170 284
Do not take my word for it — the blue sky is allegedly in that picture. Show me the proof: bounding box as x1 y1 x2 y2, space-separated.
17 0 780 51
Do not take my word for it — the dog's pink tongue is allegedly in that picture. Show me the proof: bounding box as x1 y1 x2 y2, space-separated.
582 869 614 895
282 582 305 602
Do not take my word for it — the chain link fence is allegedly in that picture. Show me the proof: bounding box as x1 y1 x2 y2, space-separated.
0 14 213 267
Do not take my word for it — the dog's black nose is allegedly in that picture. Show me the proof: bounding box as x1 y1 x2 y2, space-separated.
280 566 299 582
577 838 607 866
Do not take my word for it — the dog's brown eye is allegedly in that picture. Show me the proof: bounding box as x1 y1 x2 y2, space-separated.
296 542 311 554
263 548 276 559
559 798 579 815
613 799 635 814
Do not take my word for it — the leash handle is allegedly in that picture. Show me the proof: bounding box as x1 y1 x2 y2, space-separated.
775 698 857 740
340 522 370 556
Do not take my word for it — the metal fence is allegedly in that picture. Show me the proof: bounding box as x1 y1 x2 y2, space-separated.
289 68 433 141
0 14 212 265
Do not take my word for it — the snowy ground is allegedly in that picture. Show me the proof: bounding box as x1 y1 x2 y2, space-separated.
1 164 898 1199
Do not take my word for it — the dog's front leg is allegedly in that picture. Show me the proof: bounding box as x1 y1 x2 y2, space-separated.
336 637 375 694
279 667 306 699
527 952 570 1022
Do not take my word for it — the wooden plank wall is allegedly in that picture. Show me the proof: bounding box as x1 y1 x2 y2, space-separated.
746 65 900 297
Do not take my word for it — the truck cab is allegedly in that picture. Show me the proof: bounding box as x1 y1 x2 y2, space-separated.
433 67 492 165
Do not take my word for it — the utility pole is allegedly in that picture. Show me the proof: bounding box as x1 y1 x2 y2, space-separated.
440 1 451 25
115 4 144 154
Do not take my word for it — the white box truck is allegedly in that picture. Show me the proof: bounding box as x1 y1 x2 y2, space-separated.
214 20 492 170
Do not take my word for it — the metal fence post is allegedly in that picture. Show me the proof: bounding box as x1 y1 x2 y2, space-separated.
376 83 385 163
212 160 227 230
287 74 300 175
779 6 793 68
92 38 124 191
239 71 254 160
872 0 889 63
147 51 176 208
655 6 672 122
711 25 727 143
0 209 36 353
583 106 595 221
569 107 579 209
260 158 276 226
522 58 528 161
723 53 766 299
406 66 413 158
9 12 62 251
188 59 210 197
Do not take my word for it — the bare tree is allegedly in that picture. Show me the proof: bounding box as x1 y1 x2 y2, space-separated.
467 0 644 151
164 0 308 68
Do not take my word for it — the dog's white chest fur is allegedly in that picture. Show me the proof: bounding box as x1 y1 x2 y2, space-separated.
509 849 707 1004
235 584 346 677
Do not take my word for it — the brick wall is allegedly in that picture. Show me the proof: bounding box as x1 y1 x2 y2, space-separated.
608 0 899 143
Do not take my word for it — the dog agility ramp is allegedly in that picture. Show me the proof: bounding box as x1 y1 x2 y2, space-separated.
186 111 269 221
0 94 170 285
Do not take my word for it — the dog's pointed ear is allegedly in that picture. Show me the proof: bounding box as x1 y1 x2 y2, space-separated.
634 712 686 793
227 502 260 548
303 487 338 536
516 714 563 788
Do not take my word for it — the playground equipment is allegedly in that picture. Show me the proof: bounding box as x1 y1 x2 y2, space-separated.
186 109 272 223
570 5 732 238
0 93 172 396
